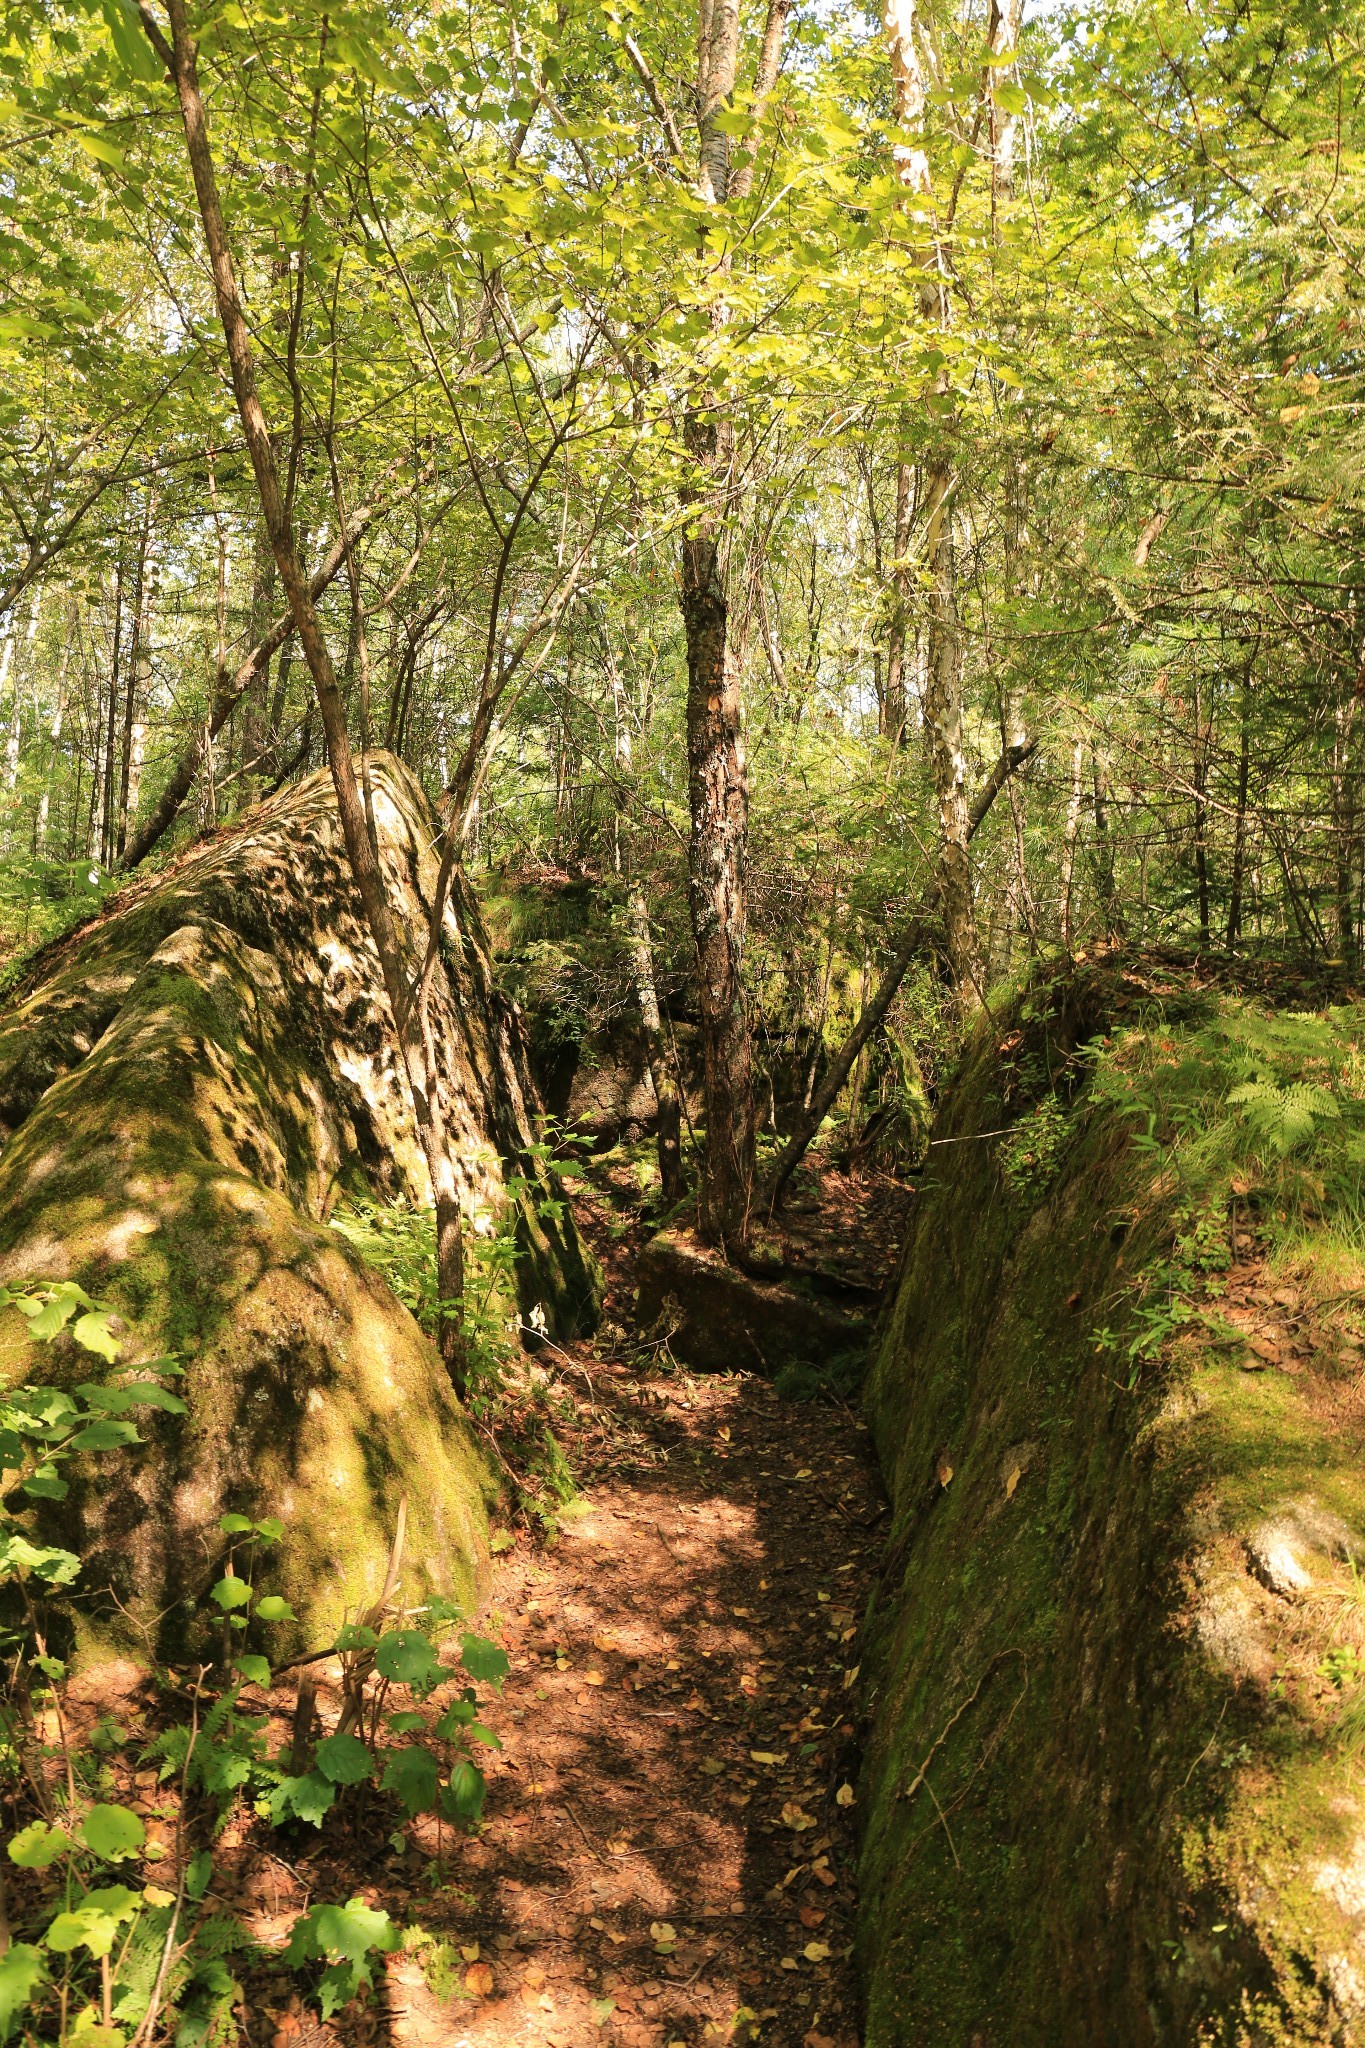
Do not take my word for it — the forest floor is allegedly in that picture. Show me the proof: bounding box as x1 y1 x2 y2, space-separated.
53 1150 908 2048
331 1152 899 2048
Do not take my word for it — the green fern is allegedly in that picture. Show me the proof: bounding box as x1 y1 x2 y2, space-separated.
1225 1078 1341 1156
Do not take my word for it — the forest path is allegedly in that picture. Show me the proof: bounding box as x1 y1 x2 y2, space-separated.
383 1357 884 2048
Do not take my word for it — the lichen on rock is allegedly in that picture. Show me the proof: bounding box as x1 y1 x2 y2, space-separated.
0 756 599 1656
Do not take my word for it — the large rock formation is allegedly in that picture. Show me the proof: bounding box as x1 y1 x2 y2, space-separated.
0 756 598 1654
857 958 1365 2045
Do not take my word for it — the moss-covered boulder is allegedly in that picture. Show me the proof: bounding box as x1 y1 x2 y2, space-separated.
0 757 599 1655
858 956 1365 2045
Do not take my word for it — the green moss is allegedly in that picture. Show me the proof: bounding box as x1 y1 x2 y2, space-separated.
858 961 1365 2045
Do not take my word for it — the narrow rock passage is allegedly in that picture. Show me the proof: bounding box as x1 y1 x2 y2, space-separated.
384 1359 884 2048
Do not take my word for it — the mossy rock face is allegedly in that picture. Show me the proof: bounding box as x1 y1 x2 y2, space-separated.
0 757 599 1655
858 959 1365 2046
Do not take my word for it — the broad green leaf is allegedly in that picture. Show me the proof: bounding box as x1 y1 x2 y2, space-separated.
234 1655 271 1687
374 1629 444 1687
21 1466 68 1500
218 1514 253 1534
82 1803 145 1862
209 1576 252 1612
268 1773 335 1827
72 133 129 174
315 1732 373 1786
8 1820 70 1868
45 1886 139 1958
99 0 164 81
440 1758 486 1826
460 1633 510 1686
67 1419 140 1452
386 1710 427 1734
254 1594 294 1621
380 1746 439 1817
0 1943 45 2041
72 1311 123 1362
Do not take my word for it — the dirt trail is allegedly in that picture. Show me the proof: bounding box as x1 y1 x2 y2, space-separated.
368 1354 883 2048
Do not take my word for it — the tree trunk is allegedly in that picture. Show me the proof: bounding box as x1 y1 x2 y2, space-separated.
1060 737 1085 956
681 409 754 1253
147 0 470 1388
883 444 912 747
116 501 153 860
101 562 124 869
1192 693 1212 951
921 462 980 999
1226 676 1251 948
626 885 685 1206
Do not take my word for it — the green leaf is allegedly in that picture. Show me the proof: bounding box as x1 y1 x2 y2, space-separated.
380 1746 439 1817
72 133 129 174
386 1710 427 1734
121 1383 186 1413
460 1633 510 1686
268 1772 335 1827
234 1655 271 1687
254 1594 295 1621
287 1897 400 1967
45 1886 140 1958
218 1514 253 1534
0 1533 82 1584
314 1732 373 1786
99 0 165 81
185 1850 213 1901
19 1286 86 1341
374 1628 445 1686
440 1758 486 1826
433 1697 475 1739
82 1804 146 1862
67 1418 140 1452
21 1466 68 1500
72 1311 123 1361
466 1722 503 1750
335 1622 378 1652
8 1820 70 1868
0 1427 24 1468
253 1517 284 1542
210 1576 252 1612
0 1943 46 2042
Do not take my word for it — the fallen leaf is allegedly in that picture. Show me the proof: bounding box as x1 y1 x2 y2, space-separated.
781 1802 816 1831
701 1757 726 1776
590 2000 617 2026
835 1783 855 1807
649 1921 676 1945
794 1468 813 1479
584 1670 606 1685
143 1885 176 1908
460 1943 480 1962
812 1864 836 1887
524 1964 546 1989
804 2033 836 2048
1003 1462 1021 1500
780 1956 799 1971
803 1941 831 1962
935 1454 954 1488
750 1751 784 1766
798 1906 826 1929
464 1963 494 1997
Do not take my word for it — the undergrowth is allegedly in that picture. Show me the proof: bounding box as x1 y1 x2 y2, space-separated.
329 1145 582 1534
0 1284 510 2045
